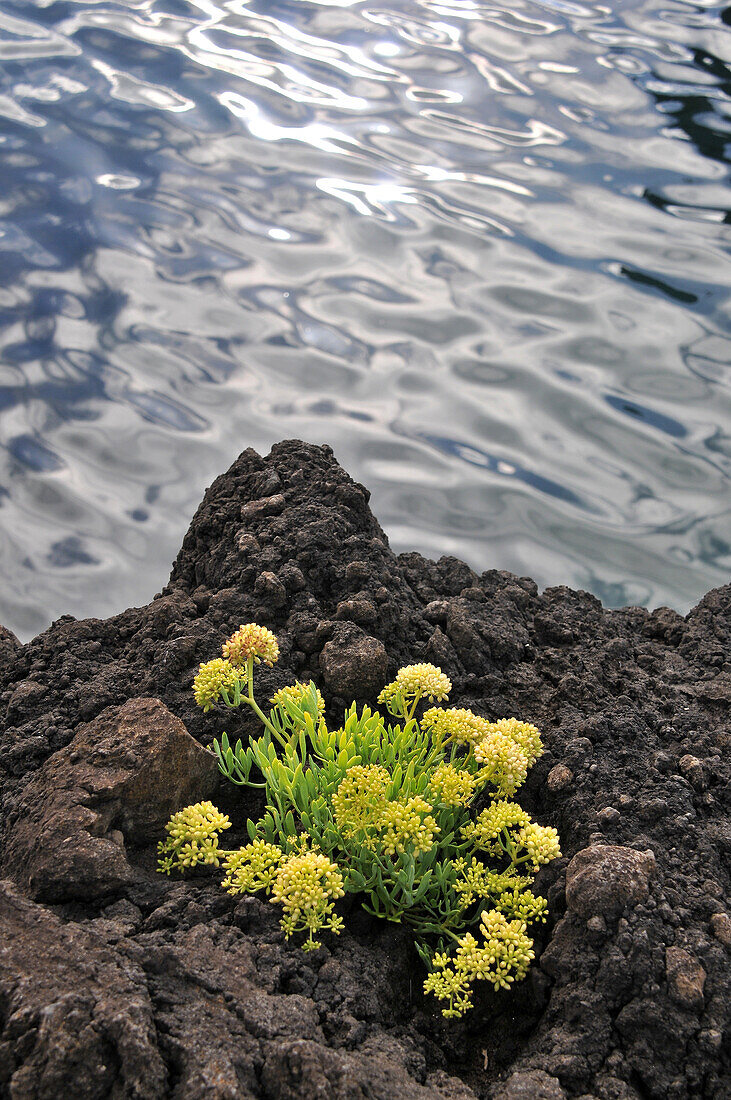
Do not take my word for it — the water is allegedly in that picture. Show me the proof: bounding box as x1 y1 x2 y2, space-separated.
0 0 729 641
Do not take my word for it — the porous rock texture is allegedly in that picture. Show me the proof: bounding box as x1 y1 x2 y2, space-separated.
0 440 728 1100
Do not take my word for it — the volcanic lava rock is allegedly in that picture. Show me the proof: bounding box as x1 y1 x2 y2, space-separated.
565 845 656 920
0 879 167 1100
319 622 390 699
2 697 219 902
0 440 729 1099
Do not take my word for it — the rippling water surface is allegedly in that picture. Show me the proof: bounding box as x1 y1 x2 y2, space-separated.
0 0 729 639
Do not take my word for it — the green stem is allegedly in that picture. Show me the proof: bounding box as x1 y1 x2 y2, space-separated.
405 689 422 723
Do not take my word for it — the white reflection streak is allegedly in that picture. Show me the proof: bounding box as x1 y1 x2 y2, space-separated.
91 58 194 112
316 178 418 217
187 5 403 85
414 164 534 196
219 91 360 152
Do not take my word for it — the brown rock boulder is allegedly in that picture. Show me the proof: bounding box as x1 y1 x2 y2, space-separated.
2 697 219 902
319 623 389 698
565 845 656 920
0 879 167 1099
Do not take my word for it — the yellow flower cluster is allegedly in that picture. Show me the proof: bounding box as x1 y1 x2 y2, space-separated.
421 711 543 797
380 796 439 857
270 681 326 717
461 801 561 870
461 800 530 855
423 909 535 1017
494 886 548 924
222 839 284 894
378 663 451 708
428 763 476 807
223 623 279 667
332 766 438 857
473 719 542 794
421 706 491 746
157 801 231 874
193 658 239 711
514 822 562 871
452 857 525 909
270 849 345 950
473 729 532 797
492 719 542 770
332 765 389 839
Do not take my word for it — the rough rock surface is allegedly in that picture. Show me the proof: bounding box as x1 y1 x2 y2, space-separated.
2 697 219 902
0 440 729 1100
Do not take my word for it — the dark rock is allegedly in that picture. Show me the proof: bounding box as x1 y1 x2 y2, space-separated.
565 846 656 919
0 623 21 671
319 623 390 698
2 698 219 901
709 912 731 947
0 440 729 1100
665 947 706 1010
494 1070 567 1099
547 764 573 792
0 879 167 1099
255 571 288 609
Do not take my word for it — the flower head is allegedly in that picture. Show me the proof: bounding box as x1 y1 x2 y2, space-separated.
158 801 231 874
461 800 530 855
193 658 239 711
514 822 562 871
223 623 279 667
423 908 535 1016
473 730 531 796
378 664 451 712
271 848 345 950
222 839 284 895
332 765 389 840
270 681 325 718
428 763 476 808
380 795 438 857
421 706 491 746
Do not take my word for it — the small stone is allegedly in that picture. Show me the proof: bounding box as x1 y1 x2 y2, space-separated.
254 570 288 609
697 1029 723 1053
7 680 44 718
335 597 378 627
494 1069 567 1100
586 914 608 944
278 563 306 592
566 845 656 919
345 560 371 586
319 624 389 699
678 754 707 790
547 764 573 792
459 586 485 602
665 946 706 1010
709 912 731 947
240 493 286 520
236 531 260 554
596 807 620 830
653 751 673 774
423 600 450 624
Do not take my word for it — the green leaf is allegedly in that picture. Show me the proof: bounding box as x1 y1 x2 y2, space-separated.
412 870 433 904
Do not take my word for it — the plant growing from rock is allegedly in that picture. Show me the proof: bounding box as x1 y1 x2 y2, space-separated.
159 624 561 1017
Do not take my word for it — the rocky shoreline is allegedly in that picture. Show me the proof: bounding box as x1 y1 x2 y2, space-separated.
1 440 729 1099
